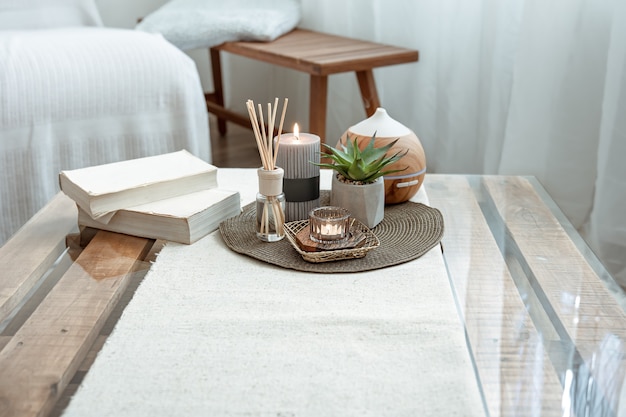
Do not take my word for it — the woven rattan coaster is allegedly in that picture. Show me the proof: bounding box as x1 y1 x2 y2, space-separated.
219 191 444 273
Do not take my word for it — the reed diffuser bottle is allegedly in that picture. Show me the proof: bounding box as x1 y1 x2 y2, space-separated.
245 97 289 242
256 167 286 241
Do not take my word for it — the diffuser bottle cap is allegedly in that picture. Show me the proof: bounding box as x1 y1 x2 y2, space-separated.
258 167 284 196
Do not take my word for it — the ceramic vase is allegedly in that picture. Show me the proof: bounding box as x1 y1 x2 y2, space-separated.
330 174 385 228
339 108 426 205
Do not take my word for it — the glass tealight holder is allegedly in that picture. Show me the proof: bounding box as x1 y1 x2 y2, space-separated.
309 206 351 243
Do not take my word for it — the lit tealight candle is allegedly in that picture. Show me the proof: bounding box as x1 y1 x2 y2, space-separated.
309 206 351 243
275 124 321 222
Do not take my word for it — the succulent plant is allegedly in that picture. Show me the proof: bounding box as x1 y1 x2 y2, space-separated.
313 133 408 184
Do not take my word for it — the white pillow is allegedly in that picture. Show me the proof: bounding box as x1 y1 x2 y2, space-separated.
136 0 301 51
0 0 103 30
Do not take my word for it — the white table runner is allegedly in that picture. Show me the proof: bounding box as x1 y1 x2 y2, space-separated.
63 169 485 417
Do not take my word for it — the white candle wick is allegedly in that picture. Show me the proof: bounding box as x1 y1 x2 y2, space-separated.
294 123 300 140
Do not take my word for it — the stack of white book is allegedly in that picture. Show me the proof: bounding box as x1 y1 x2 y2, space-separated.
59 150 241 244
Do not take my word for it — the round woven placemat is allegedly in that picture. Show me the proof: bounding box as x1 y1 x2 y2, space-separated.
219 191 444 273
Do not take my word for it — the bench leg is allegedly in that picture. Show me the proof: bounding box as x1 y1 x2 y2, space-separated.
356 70 381 117
208 48 227 136
309 75 328 143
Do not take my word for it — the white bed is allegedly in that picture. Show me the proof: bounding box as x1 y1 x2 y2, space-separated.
0 5 211 245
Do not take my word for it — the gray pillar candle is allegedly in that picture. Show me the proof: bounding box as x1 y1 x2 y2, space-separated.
274 124 321 222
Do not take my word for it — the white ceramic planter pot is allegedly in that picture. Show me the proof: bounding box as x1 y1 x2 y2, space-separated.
330 174 385 228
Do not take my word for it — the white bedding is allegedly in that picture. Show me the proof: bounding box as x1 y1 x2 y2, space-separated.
0 27 211 245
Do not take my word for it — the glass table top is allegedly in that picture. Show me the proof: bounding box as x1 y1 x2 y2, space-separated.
424 174 626 417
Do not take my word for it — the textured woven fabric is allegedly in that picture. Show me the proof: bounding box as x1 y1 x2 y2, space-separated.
62 169 484 417
220 191 444 273
0 28 210 245
136 0 301 51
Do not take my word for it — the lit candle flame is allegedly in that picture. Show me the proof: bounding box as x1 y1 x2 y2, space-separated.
294 123 300 140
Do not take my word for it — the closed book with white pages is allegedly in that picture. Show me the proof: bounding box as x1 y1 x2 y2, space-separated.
60 150 218 220
78 189 241 244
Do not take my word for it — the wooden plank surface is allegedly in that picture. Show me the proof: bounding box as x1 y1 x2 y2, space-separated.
0 231 154 417
0 194 77 324
50 239 164 417
483 176 626 414
425 175 563 417
217 29 418 75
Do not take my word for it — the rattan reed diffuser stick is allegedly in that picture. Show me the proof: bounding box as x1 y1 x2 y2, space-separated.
246 103 268 168
247 98 289 238
273 98 288 168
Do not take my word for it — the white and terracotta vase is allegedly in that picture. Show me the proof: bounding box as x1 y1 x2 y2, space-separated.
330 174 385 228
339 108 426 205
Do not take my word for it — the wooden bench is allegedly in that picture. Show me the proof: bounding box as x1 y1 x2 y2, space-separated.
205 29 419 142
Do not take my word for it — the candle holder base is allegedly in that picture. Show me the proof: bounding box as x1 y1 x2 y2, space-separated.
283 219 380 263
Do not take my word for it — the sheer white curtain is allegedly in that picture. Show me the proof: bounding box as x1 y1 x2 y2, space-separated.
224 0 625 285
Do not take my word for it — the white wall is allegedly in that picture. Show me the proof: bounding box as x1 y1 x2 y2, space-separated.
95 0 166 28
94 0 215 94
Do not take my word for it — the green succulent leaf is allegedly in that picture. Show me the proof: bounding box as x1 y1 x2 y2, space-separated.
310 132 408 183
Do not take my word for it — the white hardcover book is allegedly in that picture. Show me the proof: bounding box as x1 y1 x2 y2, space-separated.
77 189 241 244
60 150 218 220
